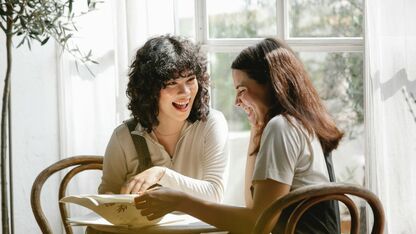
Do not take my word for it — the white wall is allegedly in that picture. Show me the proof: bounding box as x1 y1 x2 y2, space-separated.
0 35 62 233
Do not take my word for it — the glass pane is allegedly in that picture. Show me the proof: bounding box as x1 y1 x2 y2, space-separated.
209 53 250 131
176 0 195 39
207 0 277 38
146 0 175 35
289 0 364 37
145 0 195 38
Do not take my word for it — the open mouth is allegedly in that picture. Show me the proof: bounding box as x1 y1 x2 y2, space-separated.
241 106 255 122
172 99 190 111
242 106 253 115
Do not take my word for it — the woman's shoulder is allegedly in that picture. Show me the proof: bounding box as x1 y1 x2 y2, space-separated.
264 115 311 143
264 115 305 140
266 115 293 131
206 109 227 122
113 119 145 136
114 122 128 133
189 109 227 132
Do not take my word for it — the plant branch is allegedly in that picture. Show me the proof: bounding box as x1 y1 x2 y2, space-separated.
1 4 12 234
0 21 5 32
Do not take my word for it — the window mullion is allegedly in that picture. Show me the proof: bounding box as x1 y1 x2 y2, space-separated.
195 0 207 45
173 0 178 35
276 0 285 39
287 37 364 52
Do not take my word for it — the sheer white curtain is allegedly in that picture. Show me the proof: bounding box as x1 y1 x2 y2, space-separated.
56 2 119 232
365 0 416 233
58 0 177 157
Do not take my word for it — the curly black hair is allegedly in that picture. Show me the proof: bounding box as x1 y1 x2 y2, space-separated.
126 35 210 132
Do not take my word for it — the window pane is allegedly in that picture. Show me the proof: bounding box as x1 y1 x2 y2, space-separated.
207 0 277 38
176 0 195 39
209 53 250 131
289 0 363 37
145 0 195 38
146 0 175 35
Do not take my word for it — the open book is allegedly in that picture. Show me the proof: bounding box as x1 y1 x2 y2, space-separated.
60 194 181 228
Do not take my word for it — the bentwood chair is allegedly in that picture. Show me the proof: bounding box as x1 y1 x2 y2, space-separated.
252 183 385 234
31 155 103 234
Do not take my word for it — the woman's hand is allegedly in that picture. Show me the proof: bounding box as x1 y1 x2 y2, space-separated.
120 166 166 194
134 187 187 220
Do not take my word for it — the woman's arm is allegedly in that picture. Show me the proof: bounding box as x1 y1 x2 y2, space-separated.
244 127 259 207
136 179 290 234
244 155 256 207
98 128 128 194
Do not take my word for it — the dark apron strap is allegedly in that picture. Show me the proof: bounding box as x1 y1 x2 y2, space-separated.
324 152 336 182
324 152 341 234
124 118 153 173
273 152 341 234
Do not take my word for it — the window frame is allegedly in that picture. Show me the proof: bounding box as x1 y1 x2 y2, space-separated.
193 0 364 53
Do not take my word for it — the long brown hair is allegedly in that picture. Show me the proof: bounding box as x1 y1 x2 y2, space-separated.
231 38 343 155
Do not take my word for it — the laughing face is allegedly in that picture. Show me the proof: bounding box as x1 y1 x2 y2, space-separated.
232 69 271 128
158 72 199 124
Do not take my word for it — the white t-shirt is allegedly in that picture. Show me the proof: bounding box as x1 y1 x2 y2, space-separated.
99 109 229 202
252 115 330 190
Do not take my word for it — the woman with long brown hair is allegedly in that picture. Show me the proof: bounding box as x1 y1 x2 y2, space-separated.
134 38 343 234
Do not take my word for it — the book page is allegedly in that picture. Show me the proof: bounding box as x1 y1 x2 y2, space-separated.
60 194 161 226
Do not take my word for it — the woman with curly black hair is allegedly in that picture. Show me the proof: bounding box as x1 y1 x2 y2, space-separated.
98 35 229 203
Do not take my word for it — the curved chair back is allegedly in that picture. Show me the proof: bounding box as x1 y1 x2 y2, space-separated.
30 155 103 234
252 183 385 234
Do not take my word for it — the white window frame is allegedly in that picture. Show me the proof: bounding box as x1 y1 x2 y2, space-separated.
194 0 364 53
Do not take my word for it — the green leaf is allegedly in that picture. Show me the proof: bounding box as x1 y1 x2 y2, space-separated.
0 7 7 16
75 60 80 73
40 36 50 45
16 36 26 48
20 17 26 28
27 1 36 8
0 6 13 16
62 26 72 31
60 33 72 43
26 38 32 50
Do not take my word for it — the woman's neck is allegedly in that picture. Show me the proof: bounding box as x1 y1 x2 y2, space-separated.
154 120 186 157
154 120 186 136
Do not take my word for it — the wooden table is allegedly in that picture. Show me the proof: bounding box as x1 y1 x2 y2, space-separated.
84 213 226 234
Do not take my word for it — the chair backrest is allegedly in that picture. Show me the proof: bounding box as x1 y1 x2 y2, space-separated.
30 155 103 234
252 183 385 234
